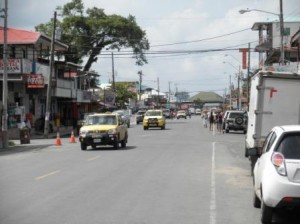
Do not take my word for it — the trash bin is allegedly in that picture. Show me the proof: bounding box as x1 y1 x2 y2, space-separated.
19 128 30 144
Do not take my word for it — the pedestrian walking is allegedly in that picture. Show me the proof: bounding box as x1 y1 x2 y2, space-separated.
202 112 208 128
217 112 223 133
209 111 214 131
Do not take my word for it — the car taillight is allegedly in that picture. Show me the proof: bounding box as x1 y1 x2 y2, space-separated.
271 152 287 176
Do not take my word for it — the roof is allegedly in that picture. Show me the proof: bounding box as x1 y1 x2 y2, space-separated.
0 27 68 51
189 91 224 103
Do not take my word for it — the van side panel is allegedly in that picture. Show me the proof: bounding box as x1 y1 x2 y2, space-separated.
260 77 300 136
246 72 300 150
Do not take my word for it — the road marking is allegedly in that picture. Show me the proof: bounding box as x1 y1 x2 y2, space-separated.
210 142 216 224
87 155 100 161
35 170 61 180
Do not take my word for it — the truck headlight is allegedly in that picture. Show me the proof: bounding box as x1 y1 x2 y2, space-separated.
80 130 88 137
107 129 117 135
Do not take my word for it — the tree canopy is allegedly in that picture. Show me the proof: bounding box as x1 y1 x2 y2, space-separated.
35 0 150 72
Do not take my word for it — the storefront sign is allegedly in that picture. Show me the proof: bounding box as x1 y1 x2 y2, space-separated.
0 59 21 73
64 71 77 78
27 74 45 88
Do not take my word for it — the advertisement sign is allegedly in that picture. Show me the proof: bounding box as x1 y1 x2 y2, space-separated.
27 74 45 88
104 91 116 105
0 59 21 74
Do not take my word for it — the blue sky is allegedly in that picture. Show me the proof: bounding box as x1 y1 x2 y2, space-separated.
4 0 300 96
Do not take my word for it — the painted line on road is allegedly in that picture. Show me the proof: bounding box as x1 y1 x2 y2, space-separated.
87 155 101 161
35 170 61 180
210 142 216 224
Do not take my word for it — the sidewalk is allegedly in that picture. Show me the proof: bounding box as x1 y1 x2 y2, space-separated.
30 126 75 139
6 126 75 148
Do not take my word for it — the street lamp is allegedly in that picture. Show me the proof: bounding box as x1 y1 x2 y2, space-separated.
239 0 285 64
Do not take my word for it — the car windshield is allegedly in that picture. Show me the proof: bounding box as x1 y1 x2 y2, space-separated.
276 133 300 159
146 111 162 116
86 115 116 125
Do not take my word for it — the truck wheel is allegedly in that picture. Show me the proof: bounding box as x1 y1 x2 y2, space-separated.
81 143 87 150
113 142 119 149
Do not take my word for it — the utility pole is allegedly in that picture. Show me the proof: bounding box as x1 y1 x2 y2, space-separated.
229 75 232 110
111 52 115 93
44 11 57 137
279 0 285 64
237 66 241 110
1 0 8 148
168 81 171 108
138 70 143 101
157 77 160 108
247 43 251 111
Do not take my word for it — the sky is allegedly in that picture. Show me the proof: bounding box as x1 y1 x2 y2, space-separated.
3 0 300 97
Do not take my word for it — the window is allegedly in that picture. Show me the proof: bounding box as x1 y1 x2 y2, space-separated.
262 131 277 153
276 133 300 159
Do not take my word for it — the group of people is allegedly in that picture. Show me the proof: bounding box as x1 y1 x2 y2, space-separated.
202 110 224 133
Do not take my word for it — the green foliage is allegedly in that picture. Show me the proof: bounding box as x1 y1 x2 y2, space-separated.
114 83 137 108
35 0 149 71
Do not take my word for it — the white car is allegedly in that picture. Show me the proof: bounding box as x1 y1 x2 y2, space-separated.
251 125 300 224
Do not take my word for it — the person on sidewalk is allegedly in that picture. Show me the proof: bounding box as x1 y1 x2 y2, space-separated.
209 111 214 131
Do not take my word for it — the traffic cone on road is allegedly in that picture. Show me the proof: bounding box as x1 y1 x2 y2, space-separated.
69 130 76 143
55 132 62 146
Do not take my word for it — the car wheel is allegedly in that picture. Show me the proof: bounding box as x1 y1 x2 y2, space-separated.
81 143 87 150
261 197 273 224
253 191 261 208
113 142 119 149
143 126 148 130
92 144 97 150
161 125 165 130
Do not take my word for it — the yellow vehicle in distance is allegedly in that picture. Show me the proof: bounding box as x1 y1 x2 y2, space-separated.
143 109 166 130
79 113 128 150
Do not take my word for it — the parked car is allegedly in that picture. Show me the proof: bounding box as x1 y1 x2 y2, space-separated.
113 110 131 128
143 109 166 130
79 113 128 150
251 125 300 224
136 110 146 124
176 110 187 119
223 110 247 134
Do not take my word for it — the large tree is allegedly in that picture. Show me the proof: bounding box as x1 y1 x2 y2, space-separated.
35 0 149 72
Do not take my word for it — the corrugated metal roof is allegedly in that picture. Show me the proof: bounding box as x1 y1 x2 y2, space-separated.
0 27 40 44
0 26 68 51
189 91 223 103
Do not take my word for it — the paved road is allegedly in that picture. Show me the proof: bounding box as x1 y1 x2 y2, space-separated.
0 116 298 224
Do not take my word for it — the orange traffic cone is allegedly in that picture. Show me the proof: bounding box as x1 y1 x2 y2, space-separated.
69 130 76 143
55 132 62 146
